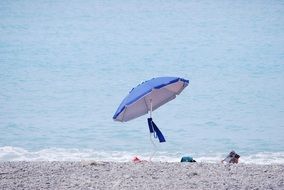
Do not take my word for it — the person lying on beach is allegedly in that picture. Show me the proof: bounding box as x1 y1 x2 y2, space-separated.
222 151 240 164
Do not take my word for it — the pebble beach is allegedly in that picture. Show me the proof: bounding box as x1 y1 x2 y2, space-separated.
0 161 283 190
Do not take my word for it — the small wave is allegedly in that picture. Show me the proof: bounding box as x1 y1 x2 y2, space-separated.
197 152 284 165
239 152 284 165
0 146 178 162
0 146 283 164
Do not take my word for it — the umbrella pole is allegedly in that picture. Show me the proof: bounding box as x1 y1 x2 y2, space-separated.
149 99 157 162
149 133 157 162
150 99 152 118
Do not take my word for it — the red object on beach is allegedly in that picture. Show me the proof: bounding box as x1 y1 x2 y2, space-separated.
132 156 142 163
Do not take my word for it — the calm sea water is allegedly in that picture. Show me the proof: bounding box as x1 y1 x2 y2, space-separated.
1 0 284 163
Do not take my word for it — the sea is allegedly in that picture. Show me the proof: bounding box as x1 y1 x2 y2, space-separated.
1 0 284 164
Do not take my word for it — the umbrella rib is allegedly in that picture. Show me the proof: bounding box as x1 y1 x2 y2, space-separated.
121 106 127 122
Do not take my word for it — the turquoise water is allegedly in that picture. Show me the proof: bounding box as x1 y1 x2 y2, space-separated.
1 0 284 163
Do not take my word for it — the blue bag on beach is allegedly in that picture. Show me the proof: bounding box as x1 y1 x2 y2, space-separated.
181 156 196 162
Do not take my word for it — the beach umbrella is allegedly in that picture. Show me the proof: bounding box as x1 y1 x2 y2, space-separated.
113 77 189 144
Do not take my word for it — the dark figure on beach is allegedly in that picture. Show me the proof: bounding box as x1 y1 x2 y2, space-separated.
181 156 196 162
222 151 240 164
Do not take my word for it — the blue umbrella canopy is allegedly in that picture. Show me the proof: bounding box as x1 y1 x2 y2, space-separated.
113 76 189 143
